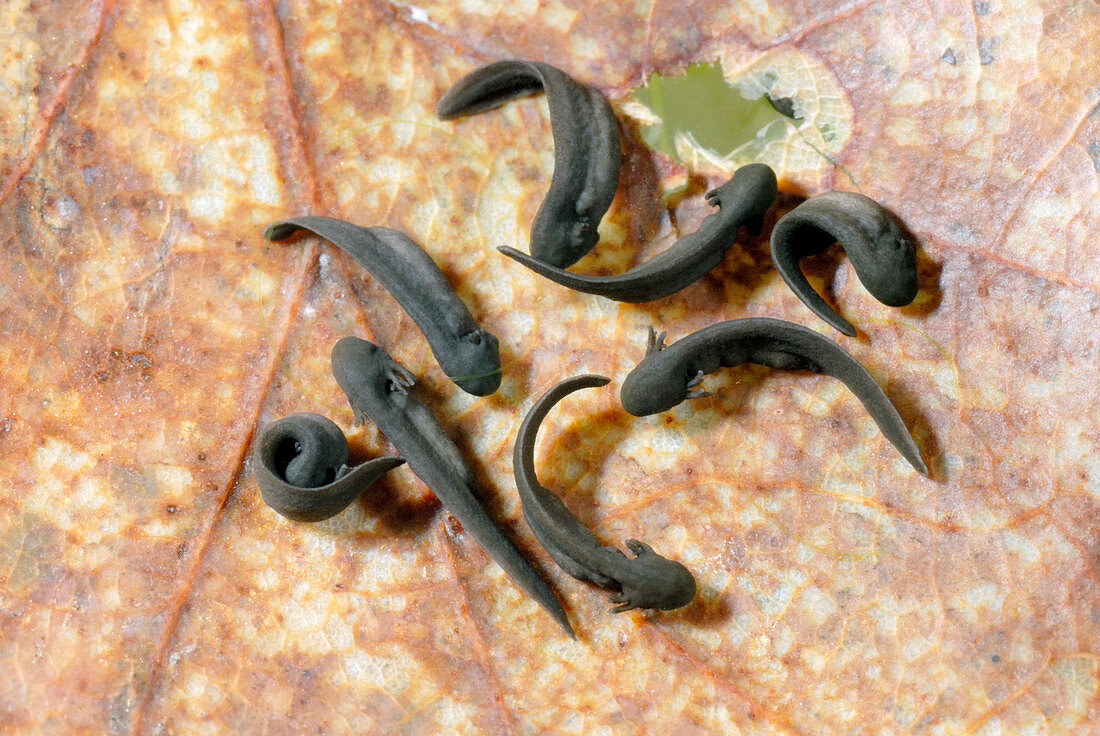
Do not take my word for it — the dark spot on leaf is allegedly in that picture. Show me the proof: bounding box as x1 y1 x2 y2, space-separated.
973 1 991 15
166 505 178 514
108 685 131 735
941 48 959 65
950 221 977 242
446 514 464 535
979 38 996 65
766 94 801 120
3 516 65 595
1086 141 1100 173
991 654 1000 662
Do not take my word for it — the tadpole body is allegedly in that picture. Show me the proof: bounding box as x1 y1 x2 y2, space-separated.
437 60 622 269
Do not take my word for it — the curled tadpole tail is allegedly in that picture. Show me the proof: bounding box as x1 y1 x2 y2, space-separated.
515 374 696 615
770 191 919 336
437 59 621 269
620 318 928 475
253 412 405 522
499 163 778 302
265 216 501 396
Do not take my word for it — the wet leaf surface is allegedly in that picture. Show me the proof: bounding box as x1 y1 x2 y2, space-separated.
0 1 1097 734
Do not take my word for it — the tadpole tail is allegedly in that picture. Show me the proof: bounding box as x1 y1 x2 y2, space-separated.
436 60 549 119
394 402 576 636
264 215 363 248
516 375 612 491
770 241 857 336
800 334 928 475
441 482 577 638
253 413 406 523
499 246 635 298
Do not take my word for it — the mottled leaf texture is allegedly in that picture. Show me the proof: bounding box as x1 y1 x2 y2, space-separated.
0 1 1097 734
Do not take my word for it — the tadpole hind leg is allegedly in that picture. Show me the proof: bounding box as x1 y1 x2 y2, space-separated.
685 370 710 400
609 592 637 614
386 367 416 394
645 326 667 356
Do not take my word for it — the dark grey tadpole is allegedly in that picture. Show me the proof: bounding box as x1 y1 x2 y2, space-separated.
253 412 405 522
620 318 928 475
769 191 919 336
499 163 778 302
331 336 574 637
436 59 621 269
514 374 696 613
265 216 501 396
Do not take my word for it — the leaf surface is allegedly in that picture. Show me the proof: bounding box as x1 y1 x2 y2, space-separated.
0 1 1097 734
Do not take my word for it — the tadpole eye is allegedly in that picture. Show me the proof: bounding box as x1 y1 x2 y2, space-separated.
461 330 484 345
571 220 591 243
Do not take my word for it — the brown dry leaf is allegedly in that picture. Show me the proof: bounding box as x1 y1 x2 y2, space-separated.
1 1 1098 734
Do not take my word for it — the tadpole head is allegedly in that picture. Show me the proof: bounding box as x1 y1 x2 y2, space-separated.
809 191 919 308
265 413 348 489
619 366 686 417
331 337 408 404
644 558 697 610
861 233 919 306
449 329 502 396
529 208 599 268
707 163 778 227
613 539 697 611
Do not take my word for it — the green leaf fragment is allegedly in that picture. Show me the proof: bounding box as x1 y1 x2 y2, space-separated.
632 62 792 163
